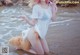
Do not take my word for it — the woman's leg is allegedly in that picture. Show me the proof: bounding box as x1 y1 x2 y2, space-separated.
27 28 44 55
40 38 49 54
34 31 49 54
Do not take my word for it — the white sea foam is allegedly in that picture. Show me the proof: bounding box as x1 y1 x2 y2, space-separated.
3 31 12 36
50 19 73 27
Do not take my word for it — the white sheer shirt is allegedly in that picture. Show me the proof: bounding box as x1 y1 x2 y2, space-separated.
30 4 52 39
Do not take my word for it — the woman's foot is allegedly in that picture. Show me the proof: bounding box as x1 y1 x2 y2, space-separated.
15 47 21 50
28 49 37 55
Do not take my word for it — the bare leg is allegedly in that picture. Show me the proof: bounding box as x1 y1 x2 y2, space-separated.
34 31 49 54
40 38 49 54
27 28 44 55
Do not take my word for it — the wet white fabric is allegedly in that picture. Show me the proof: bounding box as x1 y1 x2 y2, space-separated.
22 28 31 39
30 5 52 39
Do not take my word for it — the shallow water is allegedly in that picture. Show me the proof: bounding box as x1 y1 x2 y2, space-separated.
0 6 31 42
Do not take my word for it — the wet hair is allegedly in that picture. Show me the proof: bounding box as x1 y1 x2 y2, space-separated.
35 0 49 4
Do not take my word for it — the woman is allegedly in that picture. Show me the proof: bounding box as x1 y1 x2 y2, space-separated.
18 0 57 55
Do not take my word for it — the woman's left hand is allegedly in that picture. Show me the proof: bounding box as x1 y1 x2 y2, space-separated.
19 16 26 20
19 16 38 26
29 19 38 26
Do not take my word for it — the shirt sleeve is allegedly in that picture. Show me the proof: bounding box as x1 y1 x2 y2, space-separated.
30 5 39 19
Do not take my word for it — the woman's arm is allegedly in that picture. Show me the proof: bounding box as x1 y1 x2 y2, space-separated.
28 18 38 26
51 2 57 22
20 16 38 26
51 12 57 22
20 5 39 26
